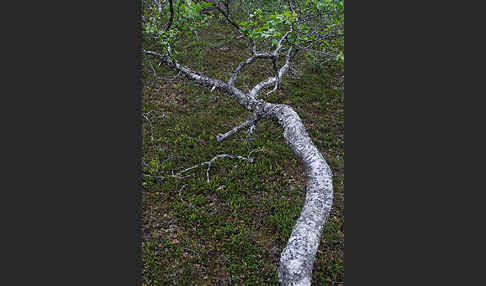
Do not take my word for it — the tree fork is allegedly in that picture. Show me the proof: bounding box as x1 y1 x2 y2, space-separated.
144 41 333 286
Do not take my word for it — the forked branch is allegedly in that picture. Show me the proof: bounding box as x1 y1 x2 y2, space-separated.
229 26 293 92
145 26 332 285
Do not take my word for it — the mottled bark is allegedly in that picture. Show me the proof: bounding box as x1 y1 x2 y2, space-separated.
229 29 292 87
271 105 333 286
144 38 333 285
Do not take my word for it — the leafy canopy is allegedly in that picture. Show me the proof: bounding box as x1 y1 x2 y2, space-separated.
142 0 344 63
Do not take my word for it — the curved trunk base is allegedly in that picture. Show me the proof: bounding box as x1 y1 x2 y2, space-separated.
147 51 334 285
266 105 333 286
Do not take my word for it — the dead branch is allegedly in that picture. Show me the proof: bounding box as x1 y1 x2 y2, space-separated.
144 8 334 283
174 148 264 183
228 27 293 88
216 113 259 142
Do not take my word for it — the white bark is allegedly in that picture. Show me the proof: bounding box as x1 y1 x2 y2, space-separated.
271 105 333 286
144 43 333 285
216 114 258 142
175 151 261 183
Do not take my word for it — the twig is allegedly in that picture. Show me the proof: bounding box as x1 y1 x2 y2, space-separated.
174 148 264 183
178 184 187 199
165 0 174 31
216 114 259 142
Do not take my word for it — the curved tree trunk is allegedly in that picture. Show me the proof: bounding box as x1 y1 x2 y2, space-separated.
221 99 334 286
270 104 333 286
250 101 334 286
144 48 334 286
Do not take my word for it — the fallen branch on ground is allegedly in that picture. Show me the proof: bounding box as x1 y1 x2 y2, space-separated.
216 113 259 142
174 147 264 183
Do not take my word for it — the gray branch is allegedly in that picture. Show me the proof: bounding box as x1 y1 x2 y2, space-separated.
228 52 273 86
216 113 259 142
176 149 263 183
228 28 292 87
146 40 333 285
249 47 297 98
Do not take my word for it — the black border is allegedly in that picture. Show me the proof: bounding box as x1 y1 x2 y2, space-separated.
6 0 478 284
7 1 145 285
135 0 142 284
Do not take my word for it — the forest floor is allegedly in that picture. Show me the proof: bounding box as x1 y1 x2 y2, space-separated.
141 16 344 286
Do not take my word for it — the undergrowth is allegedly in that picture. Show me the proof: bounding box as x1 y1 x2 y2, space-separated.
142 14 344 286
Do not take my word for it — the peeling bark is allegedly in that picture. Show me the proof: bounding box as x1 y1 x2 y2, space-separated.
271 105 333 286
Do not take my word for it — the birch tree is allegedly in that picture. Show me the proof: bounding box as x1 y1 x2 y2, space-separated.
142 1 344 285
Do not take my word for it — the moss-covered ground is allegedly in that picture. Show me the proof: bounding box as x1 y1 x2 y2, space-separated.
142 16 344 286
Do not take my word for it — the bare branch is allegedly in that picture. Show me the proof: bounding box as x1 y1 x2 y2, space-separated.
249 47 297 98
144 3 337 284
175 148 263 183
247 123 255 137
216 113 259 142
144 49 252 108
165 0 174 31
266 81 279 96
228 52 273 86
143 49 166 60
274 29 293 56
229 28 293 87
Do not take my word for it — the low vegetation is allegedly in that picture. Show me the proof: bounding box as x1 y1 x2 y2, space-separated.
142 1 344 285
